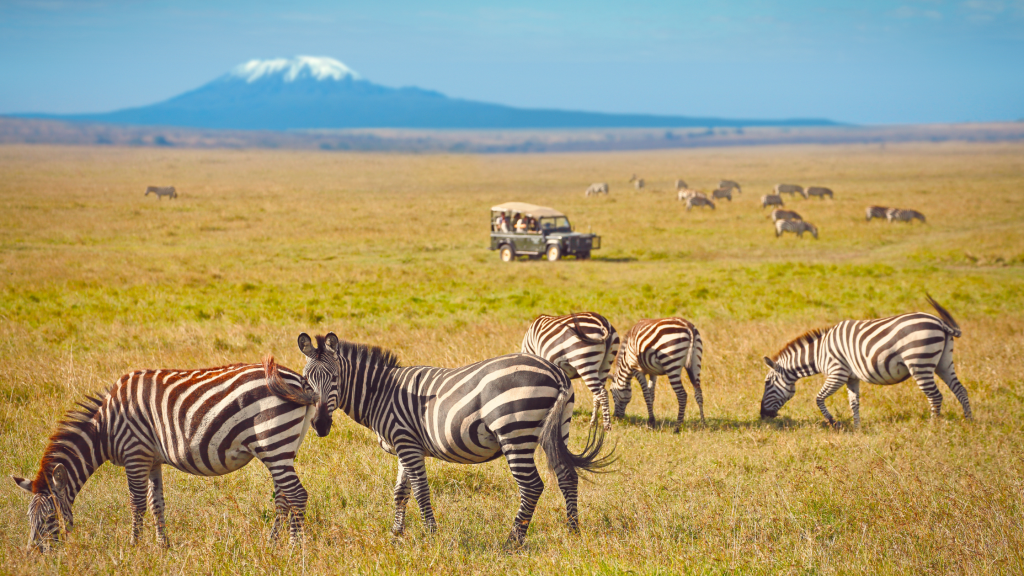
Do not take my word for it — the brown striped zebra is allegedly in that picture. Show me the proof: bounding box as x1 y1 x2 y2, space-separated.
770 208 802 223
865 206 889 221
12 357 324 551
774 183 806 198
521 313 620 430
686 196 716 211
610 318 704 431
762 194 784 209
761 296 970 428
806 186 833 199
775 219 818 239
887 208 926 223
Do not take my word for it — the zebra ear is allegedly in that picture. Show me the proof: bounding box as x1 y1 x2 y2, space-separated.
298 333 316 358
50 464 69 492
763 357 780 371
324 332 339 351
12 476 32 493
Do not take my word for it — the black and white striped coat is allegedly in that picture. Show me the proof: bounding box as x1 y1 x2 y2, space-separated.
12 357 322 550
775 219 818 239
610 318 704 431
865 206 889 221
762 194 784 209
299 334 612 546
887 208 926 223
770 208 803 223
806 186 833 199
760 297 971 428
521 313 620 430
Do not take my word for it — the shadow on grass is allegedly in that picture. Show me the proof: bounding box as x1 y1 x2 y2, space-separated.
590 256 638 263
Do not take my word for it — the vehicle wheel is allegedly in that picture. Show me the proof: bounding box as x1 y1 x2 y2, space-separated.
546 245 561 262
577 251 591 260
500 245 516 262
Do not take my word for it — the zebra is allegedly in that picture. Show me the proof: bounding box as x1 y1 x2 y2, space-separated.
635 178 645 190
711 187 732 201
770 208 803 223
806 186 833 199
675 179 688 190
686 196 716 211
298 333 614 546
145 186 177 199
774 184 806 198
762 194 784 209
678 189 706 202
585 182 609 197
760 296 971 429
11 356 324 551
887 208 926 223
775 219 818 239
865 206 889 221
719 179 742 194
610 318 704 432
521 312 620 431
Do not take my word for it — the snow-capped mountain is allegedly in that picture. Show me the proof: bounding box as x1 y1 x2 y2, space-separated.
35 56 836 130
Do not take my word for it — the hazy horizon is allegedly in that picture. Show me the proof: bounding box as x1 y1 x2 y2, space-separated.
1 1 1021 125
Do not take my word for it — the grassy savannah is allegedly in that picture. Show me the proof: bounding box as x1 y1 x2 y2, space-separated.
1 141 1023 574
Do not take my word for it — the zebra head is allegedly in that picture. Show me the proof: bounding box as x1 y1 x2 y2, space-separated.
760 356 796 419
12 463 73 552
298 332 341 438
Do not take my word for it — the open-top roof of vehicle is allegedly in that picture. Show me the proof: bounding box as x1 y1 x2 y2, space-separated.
490 202 565 218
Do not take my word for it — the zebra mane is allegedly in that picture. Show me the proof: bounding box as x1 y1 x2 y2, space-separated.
33 390 107 491
336 339 401 368
770 328 826 361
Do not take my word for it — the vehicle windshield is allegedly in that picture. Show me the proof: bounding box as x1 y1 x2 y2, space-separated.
539 216 571 232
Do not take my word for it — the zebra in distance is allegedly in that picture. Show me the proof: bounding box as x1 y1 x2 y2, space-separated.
775 219 818 239
760 296 971 428
774 183 805 198
762 194 784 209
806 186 833 199
770 208 803 223
675 179 688 190
887 208 926 223
521 312 620 431
12 357 323 550
865 206 890 221
686 196 716 211
585 182 609 197
711 187 732 201
678 189 706 202
719 179 742 194
145 186 177 199
298 333 613 546
629 174 645 189
610 318 705 432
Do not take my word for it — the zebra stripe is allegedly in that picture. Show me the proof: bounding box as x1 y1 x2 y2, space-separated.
762 194 784 209
806 186 833 199
299 335 613 546
770 209 802 223
718 179 742 194
865 206 889 221
887 208 926 223
12 358 322 550
521 312 621 431
760 296 971 428
775 219 818 239
610 318 704 431
145 186 177 199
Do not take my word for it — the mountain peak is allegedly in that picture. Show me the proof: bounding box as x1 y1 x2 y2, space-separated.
228 56 361 83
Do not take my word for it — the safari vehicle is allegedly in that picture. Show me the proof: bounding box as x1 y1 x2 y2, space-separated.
490 202 601 262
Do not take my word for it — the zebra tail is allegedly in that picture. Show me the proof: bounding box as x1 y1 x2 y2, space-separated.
685 324 696 370
538 387 616 477
570 313 609 344
263 354 318 406
926 294 962 338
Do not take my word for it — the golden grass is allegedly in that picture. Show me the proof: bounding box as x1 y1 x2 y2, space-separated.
1 142 1023 574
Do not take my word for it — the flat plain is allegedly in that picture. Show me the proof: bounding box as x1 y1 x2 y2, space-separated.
1 141 1023 575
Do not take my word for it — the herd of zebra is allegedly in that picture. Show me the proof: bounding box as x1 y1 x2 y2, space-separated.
14 298 971 551
586 177 928 239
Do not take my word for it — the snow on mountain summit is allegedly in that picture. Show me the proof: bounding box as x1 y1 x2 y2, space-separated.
229 56 361 83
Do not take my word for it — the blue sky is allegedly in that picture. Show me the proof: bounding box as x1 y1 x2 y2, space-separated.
1 0 1021 124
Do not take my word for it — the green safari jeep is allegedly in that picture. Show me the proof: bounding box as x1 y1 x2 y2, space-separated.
490 202 601 262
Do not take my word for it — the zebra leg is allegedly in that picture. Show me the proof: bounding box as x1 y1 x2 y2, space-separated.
637 372 657 428
268 487 289 543
502 447 544 546
583 376 612 431
259 456 308 545
146 465 169 547
553 456 581 535
125 460 152 545
935 339 972 420
667 374 688 432
391 462 412 536
845 377 862 430
910 365 945 419
815 373 849 427
397 449 437 533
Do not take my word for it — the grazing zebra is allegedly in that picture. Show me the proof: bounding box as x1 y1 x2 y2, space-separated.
145 186 177 199
760 296 971 428
634 178 645 190
719 179 742 194
865 206 889 221
521 313 620 431
12 357 323 551
774 184 806 198
585 183 609 197
770 208 803 223
610 318 704 431
678 189 706 202
711 187 732 201
298 334 614 546
775 219 818 239
675 179 688 190
806 186 833 199
887 208 926 223
686 196 716 211
762 194 784 209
